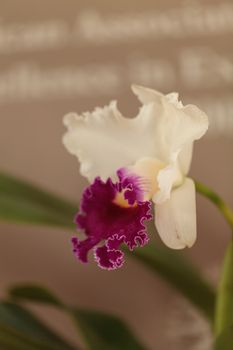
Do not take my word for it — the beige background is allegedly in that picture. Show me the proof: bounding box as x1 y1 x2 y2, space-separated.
0 0 232 349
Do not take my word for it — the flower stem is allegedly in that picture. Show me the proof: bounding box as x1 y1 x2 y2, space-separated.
195 181 233 230
214 241 233 335
195 180 233 335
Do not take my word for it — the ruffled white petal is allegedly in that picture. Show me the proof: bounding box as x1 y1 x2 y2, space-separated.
160 99 208 163
132 85 209 169
63 101 162 181
63 84 208 194
154 178 197 249
131 85 208 201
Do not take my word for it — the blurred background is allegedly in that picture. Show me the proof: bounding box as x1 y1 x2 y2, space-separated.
0 0 232 349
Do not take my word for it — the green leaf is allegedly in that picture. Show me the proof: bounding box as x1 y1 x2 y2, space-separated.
128 240 215 322
9 285 63 308
0 322 76 350
0 172 76 228
215 241 233 335
71 309 146 350
0 323 54 350
1 172 216 321
214 325 233 350
0 302 77 350
9 284 147 350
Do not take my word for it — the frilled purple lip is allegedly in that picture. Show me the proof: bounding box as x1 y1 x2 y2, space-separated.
71 170 152 270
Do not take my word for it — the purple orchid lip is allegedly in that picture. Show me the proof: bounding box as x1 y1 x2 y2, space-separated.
71 170 152 270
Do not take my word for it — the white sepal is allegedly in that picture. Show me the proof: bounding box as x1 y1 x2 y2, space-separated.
154 178 197 249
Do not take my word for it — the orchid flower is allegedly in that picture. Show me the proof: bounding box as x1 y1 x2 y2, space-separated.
63 85 209 270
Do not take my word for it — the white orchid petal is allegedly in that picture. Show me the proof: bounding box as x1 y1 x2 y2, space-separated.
63 85 208 195
131 84 163 104
63 101 161 181
157 99 209 164
132 85 183 108
132 85 209 168
178 143 193 176
165 92 183 108
154 178 197 249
